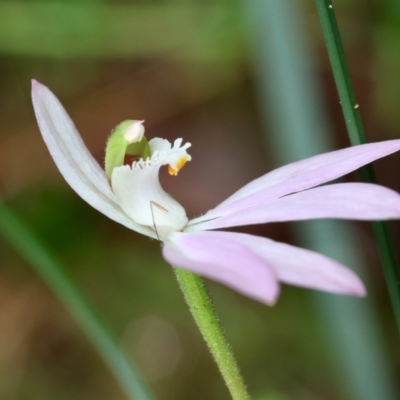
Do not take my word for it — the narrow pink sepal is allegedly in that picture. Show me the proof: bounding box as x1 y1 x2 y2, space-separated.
186 231 366 297
193 139 400 221
31 80 157 239
163 231 280 305
188 183 400 231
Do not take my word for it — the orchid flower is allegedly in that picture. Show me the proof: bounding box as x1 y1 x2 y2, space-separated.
32 80 400 305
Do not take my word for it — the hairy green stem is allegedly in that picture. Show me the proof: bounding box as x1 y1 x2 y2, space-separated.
174 268 251 400
0 201 156 400
315 0 400 334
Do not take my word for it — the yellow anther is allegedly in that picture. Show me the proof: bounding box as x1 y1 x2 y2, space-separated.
177 157 188 170
168 157 189 176
168 165 178 176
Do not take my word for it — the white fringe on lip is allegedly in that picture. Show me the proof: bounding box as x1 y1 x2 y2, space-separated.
111 137 192 240
129 138 191 172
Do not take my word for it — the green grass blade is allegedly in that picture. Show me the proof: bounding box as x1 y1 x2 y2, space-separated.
315 0 400 334
0 200 157 400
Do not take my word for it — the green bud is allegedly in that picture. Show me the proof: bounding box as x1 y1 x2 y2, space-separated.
105 120 151 179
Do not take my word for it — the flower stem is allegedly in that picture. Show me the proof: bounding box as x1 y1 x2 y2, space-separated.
315 0 400 334
0 201 156 400
174 268 251 400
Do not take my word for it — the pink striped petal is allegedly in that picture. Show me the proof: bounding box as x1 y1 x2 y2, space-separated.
188 183 400 231
32 80 157 238
181 231 365 296
193 140 400 221
163 231 280 305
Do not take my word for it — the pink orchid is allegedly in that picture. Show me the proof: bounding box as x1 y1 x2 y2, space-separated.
32 80 400 305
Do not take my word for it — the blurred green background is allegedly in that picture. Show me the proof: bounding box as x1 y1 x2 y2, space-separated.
1 0 400 399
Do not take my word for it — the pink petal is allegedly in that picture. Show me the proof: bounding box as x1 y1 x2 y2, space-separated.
188 183 400 231
193 139 400 221
182 231 366 296
163 231 280 305
32 80 157 238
